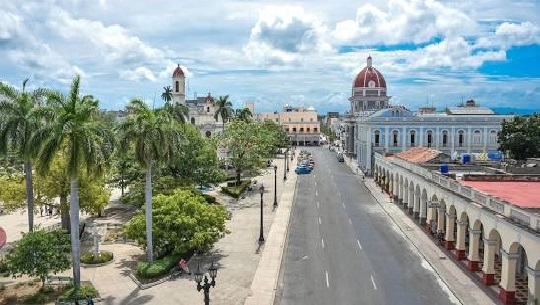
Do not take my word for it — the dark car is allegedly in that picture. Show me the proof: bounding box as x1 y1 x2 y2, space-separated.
295 165 312 174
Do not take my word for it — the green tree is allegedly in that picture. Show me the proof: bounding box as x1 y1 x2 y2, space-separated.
498 114 540 160
6 229 71 288
161 86 173 104
214 95 233 130
30 75 114 288
0 79 45 232
235 107 253 122
165 102 189 124
110 149 142 197
125 189 227 256
0 174 26 211
260 119 290 152
220 120 273 185
118 98 182 263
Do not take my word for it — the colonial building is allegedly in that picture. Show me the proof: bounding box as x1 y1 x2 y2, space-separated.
343 57 513 175
256 105 321 146
172 65 224 137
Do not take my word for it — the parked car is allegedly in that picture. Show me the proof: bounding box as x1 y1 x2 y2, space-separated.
337 153 345 162
295 165 312 174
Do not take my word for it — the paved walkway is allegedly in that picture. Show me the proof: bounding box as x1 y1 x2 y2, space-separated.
343 157 496 305
1 154 298 305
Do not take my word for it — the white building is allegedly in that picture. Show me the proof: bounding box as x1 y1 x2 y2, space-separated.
343 56 513 175
172 65 225 138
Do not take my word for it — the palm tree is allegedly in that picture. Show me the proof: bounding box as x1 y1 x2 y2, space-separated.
161 86 173 104
214 95 233 130
165 102 189 124
0 79 45 232
236 107 253 122
118 98 181 263
30 75 114 288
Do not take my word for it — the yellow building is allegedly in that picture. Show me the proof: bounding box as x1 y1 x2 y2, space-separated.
256 105 321 146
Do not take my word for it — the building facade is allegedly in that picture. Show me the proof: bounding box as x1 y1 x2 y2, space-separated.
256 105 321 146
344 57 512 175
172 64 224 137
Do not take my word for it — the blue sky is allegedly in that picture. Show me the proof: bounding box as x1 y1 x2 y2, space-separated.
1 0 539 114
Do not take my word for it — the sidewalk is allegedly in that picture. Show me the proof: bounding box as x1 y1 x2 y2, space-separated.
343 157 495 305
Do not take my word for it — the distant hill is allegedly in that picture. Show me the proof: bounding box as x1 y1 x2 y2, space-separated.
491 107 540 115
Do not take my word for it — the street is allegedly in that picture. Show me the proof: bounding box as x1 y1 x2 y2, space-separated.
275 147 459 305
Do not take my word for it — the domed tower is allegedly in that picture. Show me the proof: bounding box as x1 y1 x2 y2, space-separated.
349 56 390 114
172 64 186 105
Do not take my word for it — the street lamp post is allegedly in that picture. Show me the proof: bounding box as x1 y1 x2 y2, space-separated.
283 149 287 181
259 185 265 243
194 261 218 305
273 165 278 208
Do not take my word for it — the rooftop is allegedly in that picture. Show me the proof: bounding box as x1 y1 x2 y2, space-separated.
395 146 443 163
459 180 540 209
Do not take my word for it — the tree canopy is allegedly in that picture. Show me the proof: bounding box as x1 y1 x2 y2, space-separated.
124 189 227 256
498 114 540 160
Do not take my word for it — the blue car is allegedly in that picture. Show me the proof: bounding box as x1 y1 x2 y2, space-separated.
295 165 312 174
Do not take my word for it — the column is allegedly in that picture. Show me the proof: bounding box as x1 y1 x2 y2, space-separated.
385 126 389 152
445 213 456 250
393 177 399 203
467 229 482 271
451 127 455 153
419 126 424 146
499 248 518 304
408 189 414 215
413 194 420 219
481 238 497 285
526 266 540 305
402 127 407 151
437 207 446 233
454 221 467 260
419 198 427 226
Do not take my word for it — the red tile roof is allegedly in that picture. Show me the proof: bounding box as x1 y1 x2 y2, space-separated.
394 146 442 163
460 181 540 209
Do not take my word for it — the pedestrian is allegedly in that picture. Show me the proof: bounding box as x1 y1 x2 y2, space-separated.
48 206 53 216
179 258 190 275
85 296 94 305
40 205 44 217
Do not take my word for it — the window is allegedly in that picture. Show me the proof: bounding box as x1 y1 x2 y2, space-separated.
473 130 481 144
207 107 210 112
393 131 399 147
190 117 195 124
410 131 416 147
285 128 289 132
300 128 304 132
489 130 497 144
427 131 433 147
374 130 380 147
458 131 465 147
205 131 211 138
292 127 297 132
301 118 304 122
307 128 311 132
442 131 448 147
175 81 179 92
314 128 318 132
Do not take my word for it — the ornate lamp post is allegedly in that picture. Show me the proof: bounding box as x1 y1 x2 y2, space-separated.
259 185 265 243
194 261 218 305
273 165 278 208
283 149 287 181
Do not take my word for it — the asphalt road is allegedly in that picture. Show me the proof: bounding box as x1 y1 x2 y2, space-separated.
275 147 458 305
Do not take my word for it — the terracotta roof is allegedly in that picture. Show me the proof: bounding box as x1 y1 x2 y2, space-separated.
353 66 386 88
460 181 540 209
394 146 442 163
173 64 184 77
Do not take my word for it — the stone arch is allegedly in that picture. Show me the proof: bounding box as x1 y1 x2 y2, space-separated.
482 229 503 287
466 219 485 271
455 212 470 260
398 175 404 202
445 205 457 250
500 242 530 303
427 194 439 228
420 188 428 225
408 181 415 213
436 198 446 236
414 185 421 219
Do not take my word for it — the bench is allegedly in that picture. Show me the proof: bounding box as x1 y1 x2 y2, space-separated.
45 275 73 287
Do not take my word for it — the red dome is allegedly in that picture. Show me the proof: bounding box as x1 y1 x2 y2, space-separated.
353 56 386 88
173 64 184 78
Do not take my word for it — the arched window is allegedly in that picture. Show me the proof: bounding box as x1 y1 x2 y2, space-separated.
292 127 297 132
307 127 311 132
458 130 465 147
442 131 448 147
374 130 380 147
410 130 416 147
393 130 399 147
190 117 195 124
175 81 179 92
489 130 498 144
426 131 433 147
301 118 304 122
205 131 211 138
206 107 210 112
473 130 481 144
300 128 304 132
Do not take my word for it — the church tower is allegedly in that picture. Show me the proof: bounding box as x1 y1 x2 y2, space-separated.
172 64 186 104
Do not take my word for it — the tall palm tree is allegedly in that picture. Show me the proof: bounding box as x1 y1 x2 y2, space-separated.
30 75 114 288
161 86 173 104
118 98 181 263
0 79 45 232
214 95 233 130
236 107 253 122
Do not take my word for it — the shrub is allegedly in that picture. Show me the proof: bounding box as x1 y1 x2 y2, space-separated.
0 282 5 291
58 284 98 301
80 251 113 264
23 293 47 304
221 180 251 198
202 193 217 204
136 254 181 279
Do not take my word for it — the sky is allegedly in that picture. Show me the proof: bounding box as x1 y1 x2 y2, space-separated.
1 0 540 114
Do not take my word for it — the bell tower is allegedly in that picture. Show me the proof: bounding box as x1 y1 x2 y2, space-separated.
172 64 186 105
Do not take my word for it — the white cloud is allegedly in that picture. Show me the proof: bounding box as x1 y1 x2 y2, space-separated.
475 22 540 50
0 10 24 41
332 0 477 45
119 67 157 82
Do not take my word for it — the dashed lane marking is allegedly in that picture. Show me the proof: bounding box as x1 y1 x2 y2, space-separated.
318 217 322 225
357 239 362 250
321 238 325 249
326 271 330 288
371 274 377 290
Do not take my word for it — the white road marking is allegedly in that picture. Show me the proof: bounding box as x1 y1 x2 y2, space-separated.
348 218 352 225
357 239 362 250
317 202 320 209
315 190 318 197
314 181 317 187
371 274 377 290
321 238 325 248
342 202 346 209
326 271 330 287
318 217 322 225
